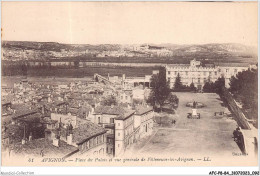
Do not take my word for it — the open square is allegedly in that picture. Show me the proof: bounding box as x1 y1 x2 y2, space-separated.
129 93 240 158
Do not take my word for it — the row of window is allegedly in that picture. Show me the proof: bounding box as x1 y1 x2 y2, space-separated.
168 77 214 83
117 120 152 138
120 95 132 101
168 68 246 76
168 71 218 76
93 148 105 155
97 116 114 124
80 134 105 151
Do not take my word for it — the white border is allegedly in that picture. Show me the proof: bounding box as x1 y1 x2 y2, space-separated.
0 0 259 175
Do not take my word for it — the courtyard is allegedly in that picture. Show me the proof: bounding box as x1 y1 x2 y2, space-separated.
126 92 241 160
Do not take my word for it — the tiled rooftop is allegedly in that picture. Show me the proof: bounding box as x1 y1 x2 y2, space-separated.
52 121 106 145
12 105 38 120
71 122 106 144
94 105 135 120
135 105 153 115
16 113 42 122
11 138 78 158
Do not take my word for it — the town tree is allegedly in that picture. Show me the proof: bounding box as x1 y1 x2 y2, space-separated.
229 69 257 120
148 67 171 112
203 81 214 93
189 82 196 91
102 95 118 106
173 73 183 91
167 93 179 106
213 76 225 94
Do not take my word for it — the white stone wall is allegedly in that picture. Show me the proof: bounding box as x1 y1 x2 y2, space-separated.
114 119 125 157
77 142 107 158
139 111 154 138
166 64 249 89
92 114 116 124
114 116 135 157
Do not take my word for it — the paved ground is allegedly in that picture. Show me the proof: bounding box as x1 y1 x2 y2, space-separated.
126 93 241 158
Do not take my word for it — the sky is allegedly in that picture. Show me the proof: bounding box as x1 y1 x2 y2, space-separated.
2 2 258 46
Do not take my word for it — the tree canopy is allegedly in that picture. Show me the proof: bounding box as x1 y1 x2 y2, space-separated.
173 73 183 91
189 82 196 91
202 76 225 94
229 69 257 116
148 67 171 111
101 95 118 106
214 76 225 94
166 93 179 106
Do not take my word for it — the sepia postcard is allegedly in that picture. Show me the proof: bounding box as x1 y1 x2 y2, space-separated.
1 0 259 171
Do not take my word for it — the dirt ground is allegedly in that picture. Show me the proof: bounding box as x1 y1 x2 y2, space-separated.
127 92 241 159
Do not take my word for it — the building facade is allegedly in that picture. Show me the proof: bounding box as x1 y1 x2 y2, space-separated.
92 105 154 157
114 112 135 157
166 59 250 89
92 106 136 157
134 106 154 141
50 121 107 158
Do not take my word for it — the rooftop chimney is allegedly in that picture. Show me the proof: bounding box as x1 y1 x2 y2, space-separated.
53 138 60 147
29 132 32 141
67 134 73 145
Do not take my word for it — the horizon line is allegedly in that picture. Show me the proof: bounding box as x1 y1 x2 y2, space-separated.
2 40 257 47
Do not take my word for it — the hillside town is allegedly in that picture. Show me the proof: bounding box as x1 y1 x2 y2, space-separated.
2 43 174 61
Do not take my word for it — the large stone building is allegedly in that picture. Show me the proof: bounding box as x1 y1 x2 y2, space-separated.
91 105 135 157
166 59 250 90
91 105 154 157
114 110 135 157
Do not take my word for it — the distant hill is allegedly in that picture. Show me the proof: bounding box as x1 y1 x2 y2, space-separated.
2 41 121 52
159 43 257 56
157 43 257 63
2 41 258 64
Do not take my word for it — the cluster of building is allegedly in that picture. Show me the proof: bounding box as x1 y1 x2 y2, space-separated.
97 44 173 58
2 44 173 61
2 48 89 61
128 44 173 57
1 76 154 159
